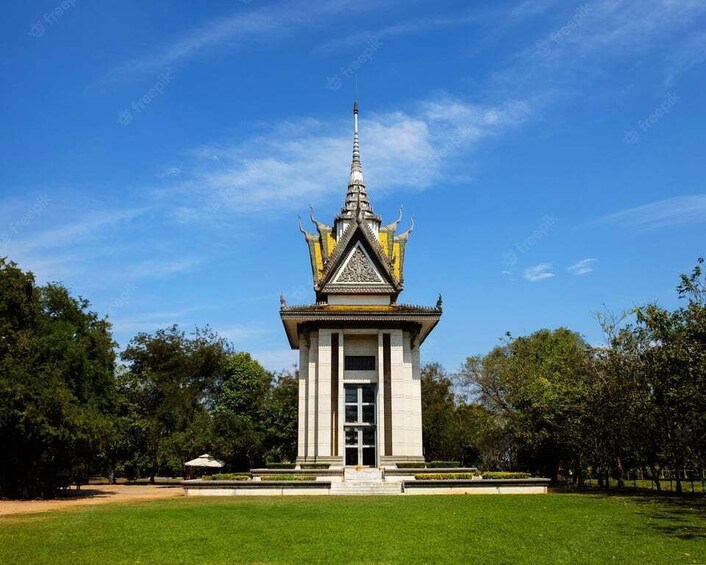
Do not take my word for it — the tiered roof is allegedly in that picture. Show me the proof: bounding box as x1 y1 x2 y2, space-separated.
280 101 441 349
297 102 414 302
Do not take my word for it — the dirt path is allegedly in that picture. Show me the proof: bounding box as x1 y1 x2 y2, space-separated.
0 484 183 517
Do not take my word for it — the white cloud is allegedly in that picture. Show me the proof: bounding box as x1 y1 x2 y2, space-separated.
6 208 147 255
316 13 483 54
316 2 563 54
98 0 388 83
595 195 706 230
568 258 596 276
523 263 555 282
160 96 533 219
495 0 706 91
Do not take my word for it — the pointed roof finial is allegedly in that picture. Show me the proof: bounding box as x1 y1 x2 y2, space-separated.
350 100 363 184
336 100 380 226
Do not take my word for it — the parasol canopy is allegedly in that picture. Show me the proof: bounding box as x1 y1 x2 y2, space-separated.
184 454 224 468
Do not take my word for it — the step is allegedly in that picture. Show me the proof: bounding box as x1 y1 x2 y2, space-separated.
330 482 402 495
344 468 383 482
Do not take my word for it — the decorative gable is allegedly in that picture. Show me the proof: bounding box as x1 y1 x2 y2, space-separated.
317 221 401 298
332 245 384 284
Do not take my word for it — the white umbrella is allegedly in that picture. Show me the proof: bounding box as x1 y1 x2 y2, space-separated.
184 454 224 468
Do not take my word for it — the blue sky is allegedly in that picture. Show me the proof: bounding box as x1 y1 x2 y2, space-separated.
1 0 705 372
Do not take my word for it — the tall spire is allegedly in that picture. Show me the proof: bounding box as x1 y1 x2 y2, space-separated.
349 100 364 184
337 100 379 228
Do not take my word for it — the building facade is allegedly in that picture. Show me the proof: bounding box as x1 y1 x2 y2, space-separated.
280 102 441 468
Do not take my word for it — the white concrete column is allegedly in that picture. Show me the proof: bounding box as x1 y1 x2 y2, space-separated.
376 331 385 466
337 332 345 461
409 336 423 458
316 330 332 458
338 330 346 461
306 332 319 459
390 329 408 456
297 336 309 460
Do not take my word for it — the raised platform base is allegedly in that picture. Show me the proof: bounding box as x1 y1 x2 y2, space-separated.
183 477 550 496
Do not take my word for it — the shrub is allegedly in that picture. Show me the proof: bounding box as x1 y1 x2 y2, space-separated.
205 473 251 481
267 463 296 469
427 461 461 468
396 462 426 469
481 472 531 479
261 475 312 481
415 473 478 480
301 464 329 469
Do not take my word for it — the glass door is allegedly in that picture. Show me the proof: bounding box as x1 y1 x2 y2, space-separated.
344 384 376 466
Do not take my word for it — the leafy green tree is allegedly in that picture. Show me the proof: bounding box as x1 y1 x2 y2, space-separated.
459 329 593 480
421 363 462 462
120 325 230 481
632 260 706 492
588 259 706 493
211 352 271 470
0 259 116 498
262 371 298 464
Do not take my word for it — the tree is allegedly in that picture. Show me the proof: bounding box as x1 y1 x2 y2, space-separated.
261 371 298 464
120 325 230 481
421 363 463 462
211 352 271 470
458 329 593 480
0 259 116 498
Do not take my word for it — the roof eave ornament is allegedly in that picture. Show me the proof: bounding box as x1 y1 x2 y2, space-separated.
309 206 331 232
397 217 415 241
298 216 317 240
383 206 403 231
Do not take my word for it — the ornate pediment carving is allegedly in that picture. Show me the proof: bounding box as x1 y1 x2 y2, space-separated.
336 247 382 283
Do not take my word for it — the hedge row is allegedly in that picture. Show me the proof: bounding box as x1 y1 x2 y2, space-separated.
204 473 251 481
396 461 462 469
260 475 312 481
415 473 478 481
481 472 531 479
427 461 461 468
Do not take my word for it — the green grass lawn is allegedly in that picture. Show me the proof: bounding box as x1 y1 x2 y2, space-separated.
1 494 705 564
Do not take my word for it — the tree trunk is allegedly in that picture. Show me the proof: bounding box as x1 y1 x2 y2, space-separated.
616 456 625 489
650 465 661 492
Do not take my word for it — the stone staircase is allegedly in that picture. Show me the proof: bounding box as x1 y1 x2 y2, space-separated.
330 468 402 495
